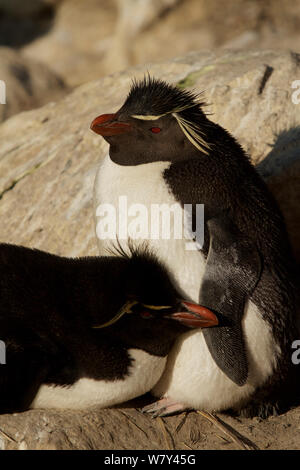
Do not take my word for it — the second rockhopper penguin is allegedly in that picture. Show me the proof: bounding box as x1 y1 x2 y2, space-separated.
0 243 216 414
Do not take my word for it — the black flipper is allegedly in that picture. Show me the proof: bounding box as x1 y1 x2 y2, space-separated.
200 213 262 386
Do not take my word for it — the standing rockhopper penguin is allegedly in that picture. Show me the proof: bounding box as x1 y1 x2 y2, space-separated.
91 76 299 417
0 243 217 414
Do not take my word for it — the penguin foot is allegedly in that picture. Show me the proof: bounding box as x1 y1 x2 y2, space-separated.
141 397 189 417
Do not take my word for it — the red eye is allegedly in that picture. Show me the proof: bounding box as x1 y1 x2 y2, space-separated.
150 127 161 134
140 311 153 319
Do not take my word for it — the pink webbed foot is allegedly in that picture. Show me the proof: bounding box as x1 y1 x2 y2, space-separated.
141 397 190 417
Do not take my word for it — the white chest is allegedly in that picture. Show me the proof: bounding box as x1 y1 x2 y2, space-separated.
31 349 166 410
93 154 206 301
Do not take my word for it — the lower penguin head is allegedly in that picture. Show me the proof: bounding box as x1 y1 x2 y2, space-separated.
93 244 218 356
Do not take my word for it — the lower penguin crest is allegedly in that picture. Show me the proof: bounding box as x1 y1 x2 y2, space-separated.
31 349 166 410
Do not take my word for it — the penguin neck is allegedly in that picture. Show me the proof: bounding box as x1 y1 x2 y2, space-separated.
106 315 188 357
107 134 202 166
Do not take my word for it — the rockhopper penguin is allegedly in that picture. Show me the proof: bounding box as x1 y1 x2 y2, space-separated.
0 243 217 414
91 76 298 417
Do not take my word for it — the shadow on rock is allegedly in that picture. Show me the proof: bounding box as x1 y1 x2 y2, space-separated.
257 126 300 263
0 3 56 47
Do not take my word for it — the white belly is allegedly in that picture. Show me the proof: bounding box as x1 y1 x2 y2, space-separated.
94 155 206 300
93 154 281 411
31 349 166 410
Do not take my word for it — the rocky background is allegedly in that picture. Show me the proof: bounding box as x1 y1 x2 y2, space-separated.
0 0 299 450
1 0 300 89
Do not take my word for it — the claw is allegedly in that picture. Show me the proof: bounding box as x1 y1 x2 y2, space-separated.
141 397 189 417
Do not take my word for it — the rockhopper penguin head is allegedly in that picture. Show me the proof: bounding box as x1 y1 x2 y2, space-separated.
93 245 218 355
90 75 211 165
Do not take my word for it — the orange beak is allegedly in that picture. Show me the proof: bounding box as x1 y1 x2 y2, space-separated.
169 301 219 328
90 113 132 136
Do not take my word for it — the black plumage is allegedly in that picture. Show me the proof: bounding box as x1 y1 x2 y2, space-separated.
0 243 207 414
119 75 206 119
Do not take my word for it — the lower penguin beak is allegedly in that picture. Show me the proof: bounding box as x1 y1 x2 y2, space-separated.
169 301 219 328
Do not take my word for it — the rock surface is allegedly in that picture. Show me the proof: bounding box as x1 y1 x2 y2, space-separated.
0 49 299 449
22 0 117 87
0 46 67 123
1 400 300 450
21 0 300 87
